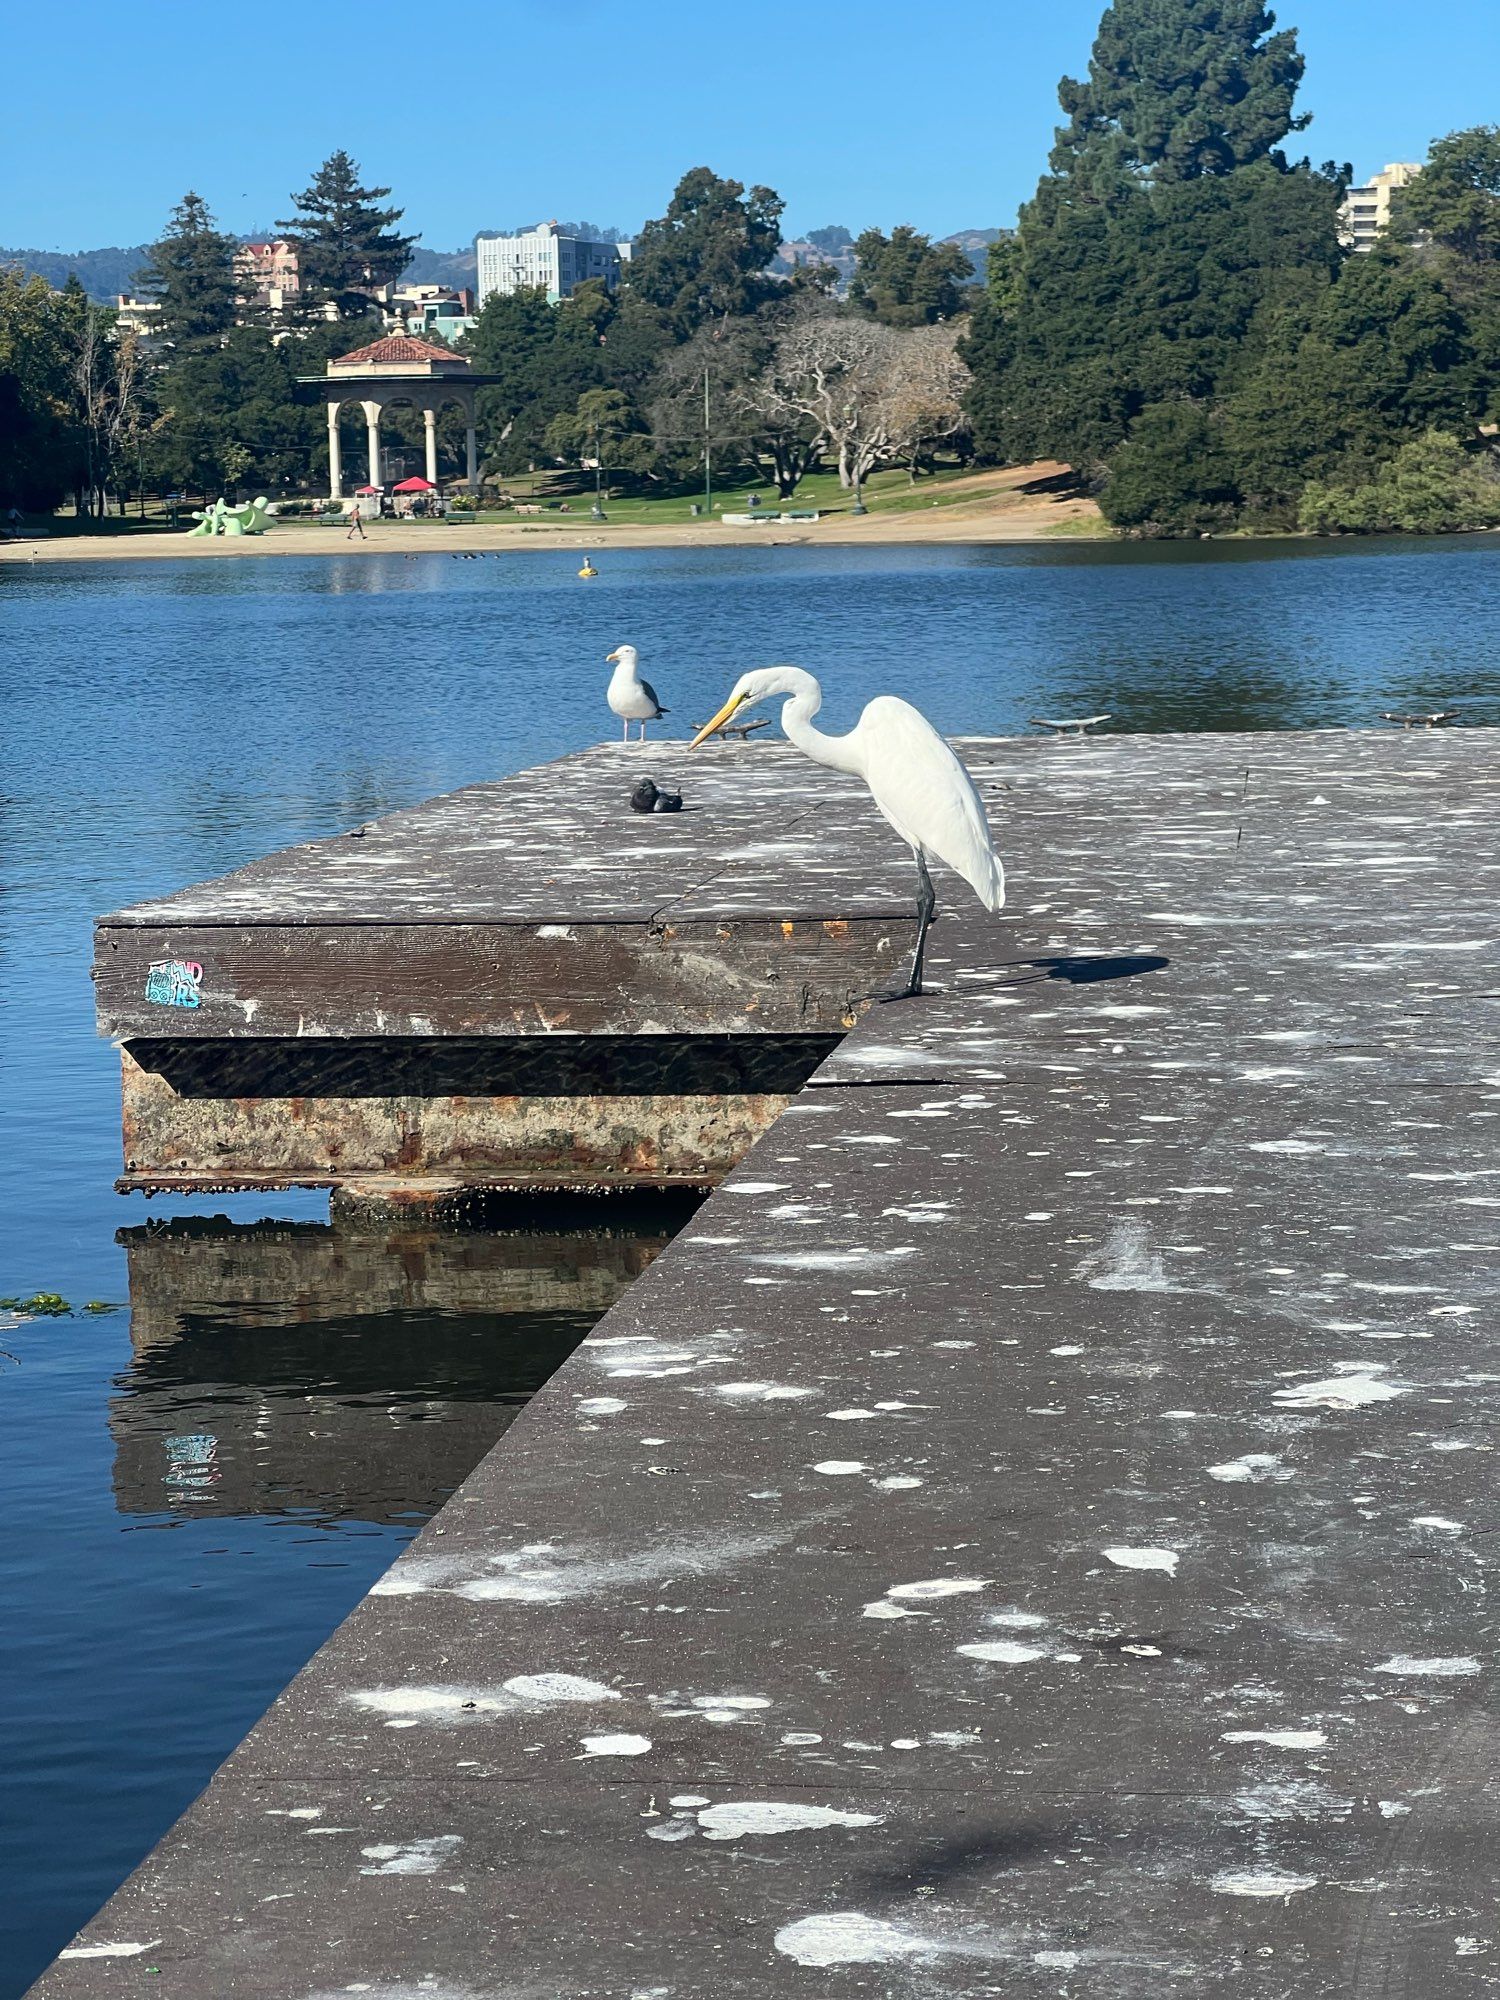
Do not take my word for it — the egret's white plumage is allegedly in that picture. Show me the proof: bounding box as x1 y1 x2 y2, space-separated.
605 645 668 741
691 665 1004 996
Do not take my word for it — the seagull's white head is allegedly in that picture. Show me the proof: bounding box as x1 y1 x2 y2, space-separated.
605 645 636 668
690 665 820 746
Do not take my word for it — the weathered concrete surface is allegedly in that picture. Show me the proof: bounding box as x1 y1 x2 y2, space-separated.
41 729 1500 1996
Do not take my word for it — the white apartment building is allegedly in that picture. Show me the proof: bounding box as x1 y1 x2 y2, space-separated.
475 223 630 305
1338 163 1422 251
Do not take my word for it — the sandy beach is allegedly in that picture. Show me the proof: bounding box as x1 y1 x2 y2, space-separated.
0 466 1104 564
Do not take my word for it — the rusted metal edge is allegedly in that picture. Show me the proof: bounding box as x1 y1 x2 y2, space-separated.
115 1170 717 1198
94 906 917 931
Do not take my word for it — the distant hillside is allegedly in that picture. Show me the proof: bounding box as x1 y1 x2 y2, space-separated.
0 243 149 300
3 223 1004 304
941 228 1008 283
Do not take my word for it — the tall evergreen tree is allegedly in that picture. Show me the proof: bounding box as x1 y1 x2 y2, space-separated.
848 226 973 327
136 192 242 351
625 169 783 336
1052 0 1309 186
278 152 417 318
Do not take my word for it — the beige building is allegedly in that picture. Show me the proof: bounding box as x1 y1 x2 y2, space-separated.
1338 163 1422 252
234 239 302 312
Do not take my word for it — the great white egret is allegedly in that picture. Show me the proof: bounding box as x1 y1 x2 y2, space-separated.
606 645 669 741
691 665 1004 998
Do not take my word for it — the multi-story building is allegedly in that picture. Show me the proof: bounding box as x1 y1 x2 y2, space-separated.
475 223 630 305
1338 164 1422 252
234 239 302 311
113 294 163 338
386 284 478 343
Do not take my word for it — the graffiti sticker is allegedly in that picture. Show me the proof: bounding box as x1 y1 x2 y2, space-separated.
145 959 203 1008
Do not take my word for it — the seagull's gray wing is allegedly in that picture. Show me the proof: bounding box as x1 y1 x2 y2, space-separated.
639 676 668 716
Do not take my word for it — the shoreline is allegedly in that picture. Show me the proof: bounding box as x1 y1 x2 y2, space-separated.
0 468 1106 564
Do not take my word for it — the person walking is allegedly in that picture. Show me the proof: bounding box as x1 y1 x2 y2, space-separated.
345 502 366 542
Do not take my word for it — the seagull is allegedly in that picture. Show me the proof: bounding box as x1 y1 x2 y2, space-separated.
691 666 1004 999
606 645 668 742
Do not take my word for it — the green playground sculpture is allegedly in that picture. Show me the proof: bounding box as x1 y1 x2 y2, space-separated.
186 496 275 537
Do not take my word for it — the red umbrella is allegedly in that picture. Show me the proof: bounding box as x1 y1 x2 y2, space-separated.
393 476 435 493
355 483 382 495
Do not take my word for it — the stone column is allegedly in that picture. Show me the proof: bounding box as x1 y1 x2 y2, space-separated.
465 417 479 494
327 403 343 501
362 399 382 490
423 407 439 488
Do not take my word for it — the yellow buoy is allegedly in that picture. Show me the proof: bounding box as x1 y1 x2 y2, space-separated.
578 557 598 579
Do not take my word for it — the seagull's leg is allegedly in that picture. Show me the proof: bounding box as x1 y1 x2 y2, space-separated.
622 718 629 743
882 852 936 1002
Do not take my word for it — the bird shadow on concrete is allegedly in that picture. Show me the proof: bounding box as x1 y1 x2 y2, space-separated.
1008 952 1171 987
854 1819 1063 1895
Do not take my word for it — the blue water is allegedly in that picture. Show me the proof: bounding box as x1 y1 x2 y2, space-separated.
1 537 1497 1992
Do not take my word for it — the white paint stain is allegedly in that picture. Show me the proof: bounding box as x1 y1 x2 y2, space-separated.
1075 1221 1173 1293
1104 1546 1179 1575
359 1835 463 1876
58 1941 162 1960
697 1802 882 1841
887 1577 988 1600
579 1734 652 1757
874 1475 924 1491
1273 1367 1405 1410
1373 1655 1480 1677
812 1460 865 1475
577 1397 627 1416
1210 1868 1318 1898
1209 1453 1292 1484
349 1674 619 1721
957 1641 1048 1664
1221 1729 1327 1749
774 1913 930 1967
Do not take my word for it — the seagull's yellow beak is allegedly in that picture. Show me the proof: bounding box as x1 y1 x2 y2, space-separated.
605 649 619 663
690 692 749 749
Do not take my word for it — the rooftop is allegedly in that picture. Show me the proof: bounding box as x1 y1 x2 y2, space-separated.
326 334 472 375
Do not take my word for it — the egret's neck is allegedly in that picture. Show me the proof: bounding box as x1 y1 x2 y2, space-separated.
780 688 864 776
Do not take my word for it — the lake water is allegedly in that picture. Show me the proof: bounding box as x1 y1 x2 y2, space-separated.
2 535 1498 1991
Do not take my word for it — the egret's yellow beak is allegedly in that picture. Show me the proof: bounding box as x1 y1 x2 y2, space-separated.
690 692 749 748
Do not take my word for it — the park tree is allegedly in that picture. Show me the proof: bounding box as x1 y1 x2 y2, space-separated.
463 283 612 474
878 321 971 476
278 151 417 318
626 168 784 335
136 192 243 350
56 283 148 518
0 272 79 509
543 386 655 483
1298 430 1500 534
806 225 854 256
1051 0 1309 188
763 307 900 489
1398 128 1500 267
1223 250 1478 512
650 307 825 497
848 226 973 326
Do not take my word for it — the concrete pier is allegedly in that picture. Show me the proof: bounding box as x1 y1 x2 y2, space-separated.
40 728 1500 1995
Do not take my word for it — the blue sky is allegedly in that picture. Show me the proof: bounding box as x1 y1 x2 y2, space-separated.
9 0 1500 250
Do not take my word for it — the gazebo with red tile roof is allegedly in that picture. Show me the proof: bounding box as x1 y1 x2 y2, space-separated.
298 334 503 499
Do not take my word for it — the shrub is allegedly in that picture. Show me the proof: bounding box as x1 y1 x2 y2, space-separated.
1299 431 1500 534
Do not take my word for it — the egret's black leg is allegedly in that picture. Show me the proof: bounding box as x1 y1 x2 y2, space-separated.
880 851 936 1002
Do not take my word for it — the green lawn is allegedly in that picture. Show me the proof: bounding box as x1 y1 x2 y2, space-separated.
452 463 1019 528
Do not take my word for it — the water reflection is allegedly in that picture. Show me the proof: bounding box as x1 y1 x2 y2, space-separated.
109 1196 701 1525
